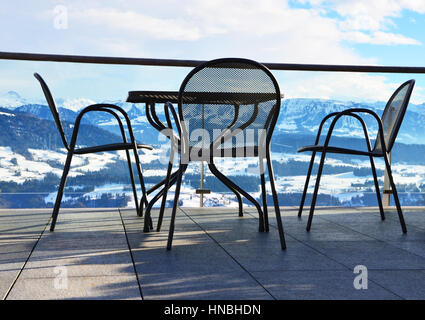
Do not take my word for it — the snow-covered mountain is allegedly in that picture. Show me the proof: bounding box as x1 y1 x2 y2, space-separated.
0 91 29 109
279 98 362 134
62 98 97 112
278 98 425 145
3 91 425 145
3 92 425 208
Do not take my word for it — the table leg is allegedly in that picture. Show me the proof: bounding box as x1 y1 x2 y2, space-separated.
143 167 185 232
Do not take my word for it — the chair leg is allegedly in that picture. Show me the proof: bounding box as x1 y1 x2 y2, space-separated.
143 167 187 232
157 155 175 232
383 153 407 233
139 199 145 217
265 150 286 250
143 179 172 232
298 151 316 218
50 151 73 231
259 157 269 232
125 149 140 217
210 165 244 217
208 163 265 232
167 164 185 250
307 151 326 232
131 147 149 217
143 191 161 232
140 170 180 218
370 156 385 220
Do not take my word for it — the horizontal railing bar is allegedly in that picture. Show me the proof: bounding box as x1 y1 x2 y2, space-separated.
1 51 425 73
0 51 204 67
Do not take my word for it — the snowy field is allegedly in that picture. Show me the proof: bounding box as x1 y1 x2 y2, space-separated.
2 144 425 208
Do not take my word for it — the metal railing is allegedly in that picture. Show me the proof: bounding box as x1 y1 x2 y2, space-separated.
2 51 425 73
2 50 425 207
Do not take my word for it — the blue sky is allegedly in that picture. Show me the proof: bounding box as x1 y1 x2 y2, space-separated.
1 0 425 107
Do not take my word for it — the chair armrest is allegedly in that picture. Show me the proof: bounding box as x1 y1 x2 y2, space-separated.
163 102 182 153
138 144 154 150
211 102 261 150
146 103 167 132
146 103 183 148
163 102 182 136
314 112 341 145
91 104 138 142
321 108 386 152
69 104 140 151
210 105 240 150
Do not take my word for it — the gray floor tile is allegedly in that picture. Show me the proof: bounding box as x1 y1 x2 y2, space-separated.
307 240 425 270
252 270 400 300
20 247 135 278
3 207 425 300
320 212 425 241
369 270 425 299
221 241 346 272
132 242 243 275
387 240 425 258
140 271 273 300
6 275 141 300
0 210 49 299
284 216 375 242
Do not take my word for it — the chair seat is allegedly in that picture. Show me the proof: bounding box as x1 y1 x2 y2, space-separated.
298 145 383 157
74 142 153 154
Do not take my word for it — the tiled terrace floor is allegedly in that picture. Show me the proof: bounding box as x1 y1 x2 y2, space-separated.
1 206 425 300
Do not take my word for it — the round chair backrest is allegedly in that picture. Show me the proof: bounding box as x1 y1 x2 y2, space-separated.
178 58 281 160
34 73 69 150
374 79 415 153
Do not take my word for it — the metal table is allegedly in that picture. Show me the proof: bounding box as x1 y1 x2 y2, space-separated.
127 91 179 104
128 90 282 105
127 90 283 232
127 91 179 230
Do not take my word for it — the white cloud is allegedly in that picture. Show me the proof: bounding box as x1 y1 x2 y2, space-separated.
73 8 204 41
62 98 96 112
344 31 421 45
57 0 422 65
1 0 424 105
66 1 370 64
301 0 422 45
277 71 425 105
279 72 395 101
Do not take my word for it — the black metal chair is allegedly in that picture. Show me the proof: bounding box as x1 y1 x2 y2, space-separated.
34 73 151 231
142 58 287 250
297 79 415 233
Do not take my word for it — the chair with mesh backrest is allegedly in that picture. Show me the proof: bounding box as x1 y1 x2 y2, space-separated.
143 58 287 250
34 73 151 231
297 79 415 233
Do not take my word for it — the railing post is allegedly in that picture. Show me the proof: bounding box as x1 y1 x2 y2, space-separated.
200 162 204 207
383 152 392 207
196 161 211 207
195 104 210 207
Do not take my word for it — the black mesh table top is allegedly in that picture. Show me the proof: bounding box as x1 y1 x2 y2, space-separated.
127 91 179 104
127 90 283 105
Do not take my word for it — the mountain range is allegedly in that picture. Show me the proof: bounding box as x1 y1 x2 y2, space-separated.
280 98 425 145
1 91 425 208
1 91 425 167
3 90 425 146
